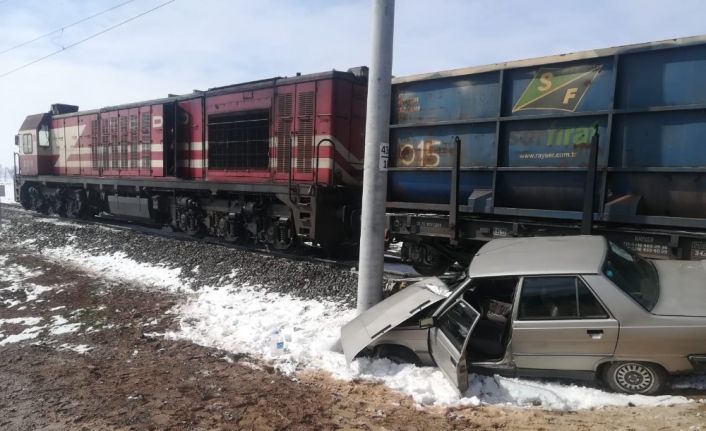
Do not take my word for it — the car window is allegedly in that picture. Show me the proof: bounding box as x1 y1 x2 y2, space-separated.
577 281 609 318
602 241 659 311
519 277 577 319
519 277 609 320
437 300 478 351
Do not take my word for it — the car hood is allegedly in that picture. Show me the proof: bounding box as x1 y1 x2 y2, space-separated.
341 277 450 364
651 260 706 317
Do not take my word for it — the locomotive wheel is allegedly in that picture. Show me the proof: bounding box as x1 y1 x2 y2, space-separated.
66 193 86 219
28 187 48 214
268 220 295 250
184 218 203 237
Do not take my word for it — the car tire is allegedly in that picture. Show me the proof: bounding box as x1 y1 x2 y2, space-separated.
375 346 421 366
604 361 667 395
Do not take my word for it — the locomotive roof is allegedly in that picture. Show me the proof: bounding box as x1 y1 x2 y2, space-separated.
51 69 365 119
20 113 50 131
392 34 706 85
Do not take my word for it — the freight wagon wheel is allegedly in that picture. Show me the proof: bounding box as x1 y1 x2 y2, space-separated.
412 259 453 277
405 242 454 276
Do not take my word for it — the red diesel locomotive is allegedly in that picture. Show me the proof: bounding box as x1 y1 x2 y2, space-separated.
13 68 368 252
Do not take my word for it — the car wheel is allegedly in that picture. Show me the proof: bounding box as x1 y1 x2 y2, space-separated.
604 362 667 395
375 346 421 366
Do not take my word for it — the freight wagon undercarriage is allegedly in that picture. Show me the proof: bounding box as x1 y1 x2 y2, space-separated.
389 212 706 275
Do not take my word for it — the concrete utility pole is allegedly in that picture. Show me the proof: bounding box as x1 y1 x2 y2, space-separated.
357 0 395 313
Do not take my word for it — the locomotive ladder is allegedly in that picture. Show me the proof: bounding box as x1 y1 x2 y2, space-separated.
293 183 315 239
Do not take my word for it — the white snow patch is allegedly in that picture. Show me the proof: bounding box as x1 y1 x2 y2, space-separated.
166 283 692 410
58 343 93 354
0 316 43 326
0 259 60 308
3 299 21 308
240 360 264 371
42 246 190 293
0 325 43 345
0 180 14 204
48 315 81 335
24 284 55 301
34 217 87 229
166 284 355 376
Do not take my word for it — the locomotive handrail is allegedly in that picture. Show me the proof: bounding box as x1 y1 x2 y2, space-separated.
288 131 296 202
13 151 19 180
314 138 336 186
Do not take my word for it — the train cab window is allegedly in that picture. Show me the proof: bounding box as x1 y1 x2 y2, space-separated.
22 133 33 154
38 125 50 147
208 110 270 170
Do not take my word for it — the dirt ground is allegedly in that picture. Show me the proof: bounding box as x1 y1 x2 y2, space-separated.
1 247 705 430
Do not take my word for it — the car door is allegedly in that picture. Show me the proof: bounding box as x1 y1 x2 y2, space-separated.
428 299 480 392
511 276 619 375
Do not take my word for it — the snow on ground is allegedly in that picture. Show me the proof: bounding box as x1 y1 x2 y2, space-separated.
3 242 704 410
0 314 82 346
41 246 189 294
0 180 14 204
166 283 695 410
57 343 93 354
0 256 55 309
33 217 89 229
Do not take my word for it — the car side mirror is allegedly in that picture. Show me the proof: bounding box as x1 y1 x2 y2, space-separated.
419 317 435 329
14 135 19 146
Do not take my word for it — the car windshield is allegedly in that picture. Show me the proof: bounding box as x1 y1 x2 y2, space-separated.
602 241 660 311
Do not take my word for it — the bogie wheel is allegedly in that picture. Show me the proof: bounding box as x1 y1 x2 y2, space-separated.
604 361 667 395
412 261 452 276
375 346 422 366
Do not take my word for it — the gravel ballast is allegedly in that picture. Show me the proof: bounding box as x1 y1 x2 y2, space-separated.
0 205 360 306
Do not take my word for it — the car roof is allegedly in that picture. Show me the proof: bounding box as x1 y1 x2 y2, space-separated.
468 235 607 279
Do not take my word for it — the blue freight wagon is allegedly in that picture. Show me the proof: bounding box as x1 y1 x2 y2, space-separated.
386 35 706 275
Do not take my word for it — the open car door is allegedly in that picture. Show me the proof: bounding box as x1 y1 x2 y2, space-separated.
429 299 480 393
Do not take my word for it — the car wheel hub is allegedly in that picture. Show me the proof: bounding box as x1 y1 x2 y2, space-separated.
615 363 654 392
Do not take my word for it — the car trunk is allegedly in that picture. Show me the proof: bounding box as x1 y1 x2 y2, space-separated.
651 260 706 317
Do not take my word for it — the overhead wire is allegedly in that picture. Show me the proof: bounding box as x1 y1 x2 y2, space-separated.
0 0 176 79
0 0 138 56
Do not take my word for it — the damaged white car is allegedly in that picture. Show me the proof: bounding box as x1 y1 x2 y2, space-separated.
342 236 706 395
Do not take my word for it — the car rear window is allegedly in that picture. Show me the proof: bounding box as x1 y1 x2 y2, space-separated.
602 242 660 311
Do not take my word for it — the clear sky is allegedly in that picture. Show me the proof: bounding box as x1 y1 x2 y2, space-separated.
1 0 705 169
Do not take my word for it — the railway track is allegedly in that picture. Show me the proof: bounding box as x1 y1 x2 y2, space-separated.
1 203 416 278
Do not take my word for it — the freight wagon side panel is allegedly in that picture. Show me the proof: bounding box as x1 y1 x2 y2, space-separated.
388 39 706 239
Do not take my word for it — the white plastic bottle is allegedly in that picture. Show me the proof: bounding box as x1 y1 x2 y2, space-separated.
270 329 285 356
